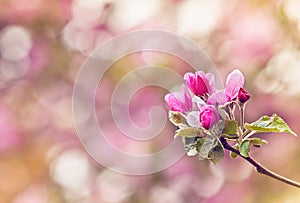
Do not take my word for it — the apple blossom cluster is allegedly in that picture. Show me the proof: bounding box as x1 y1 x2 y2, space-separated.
165 69 248 129
165 69 296 164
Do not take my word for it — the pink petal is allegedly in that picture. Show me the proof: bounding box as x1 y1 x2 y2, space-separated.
184 72 209 96
225 69 245 100
165 86 192 113
165 93 182 112
183 85 193 111
207 92 227 105
206 73 216 94
196 71 210 94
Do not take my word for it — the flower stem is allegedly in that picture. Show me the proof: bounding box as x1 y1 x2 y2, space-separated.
227 102 235 120
239 102 245 131
220 137 300 189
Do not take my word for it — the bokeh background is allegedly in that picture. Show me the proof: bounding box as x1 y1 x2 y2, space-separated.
1 0 300 202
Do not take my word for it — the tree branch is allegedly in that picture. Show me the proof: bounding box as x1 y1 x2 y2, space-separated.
220 137 300 189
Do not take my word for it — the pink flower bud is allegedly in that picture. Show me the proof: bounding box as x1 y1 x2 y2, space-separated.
199 105 220 130
238 88 250 103
165 85 192 113
184 71 216 97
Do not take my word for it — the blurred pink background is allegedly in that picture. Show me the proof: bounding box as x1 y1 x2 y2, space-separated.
1 0 300 202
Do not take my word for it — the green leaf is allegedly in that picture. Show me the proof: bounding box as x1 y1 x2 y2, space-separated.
244 114 297 136
169 111 187 127
222 120 238 135
248 137 268 146
183 136 197 146
175 127 203 138
184 137 200 156
195 137 205 150
208 143 225 164
240 140 250 157
230 151 238 158
198 137 217 160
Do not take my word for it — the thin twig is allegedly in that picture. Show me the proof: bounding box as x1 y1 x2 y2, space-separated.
220 137 300 189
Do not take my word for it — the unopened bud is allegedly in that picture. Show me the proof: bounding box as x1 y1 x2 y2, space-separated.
238 88 250 103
